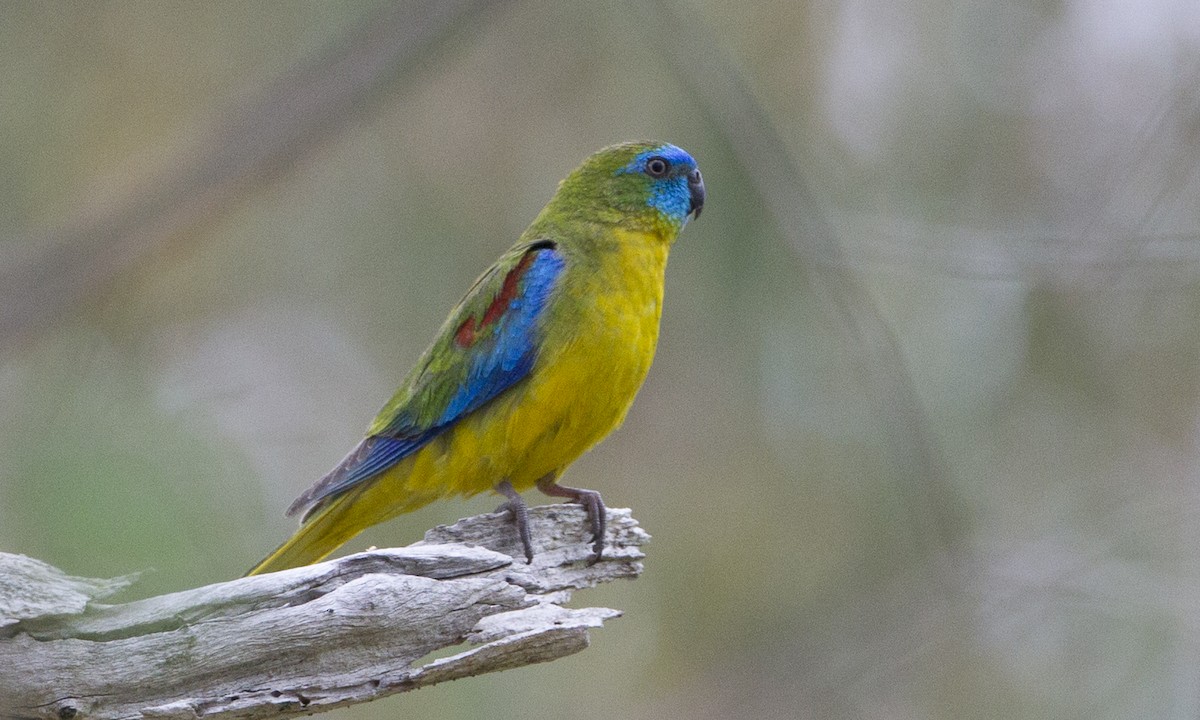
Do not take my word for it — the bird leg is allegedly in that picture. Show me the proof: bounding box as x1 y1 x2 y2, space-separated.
536 473 606 564
495 479 534 563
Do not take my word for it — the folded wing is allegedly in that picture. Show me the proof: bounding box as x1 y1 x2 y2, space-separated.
287 240 565 520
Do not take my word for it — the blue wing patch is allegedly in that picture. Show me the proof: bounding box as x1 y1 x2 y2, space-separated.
288 243 565 519
440 244 564 423
288 434 436 518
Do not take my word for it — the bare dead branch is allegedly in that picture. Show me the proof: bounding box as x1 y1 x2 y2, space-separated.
0 505 648 720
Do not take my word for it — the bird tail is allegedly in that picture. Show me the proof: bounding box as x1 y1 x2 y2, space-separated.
245 488 371 576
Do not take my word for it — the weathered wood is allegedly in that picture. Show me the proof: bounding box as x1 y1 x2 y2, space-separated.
0 505 648 720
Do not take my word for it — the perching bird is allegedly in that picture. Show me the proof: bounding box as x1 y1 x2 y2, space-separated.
246 141 704 575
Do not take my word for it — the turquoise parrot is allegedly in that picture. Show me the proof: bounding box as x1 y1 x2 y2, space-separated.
247 141 705 575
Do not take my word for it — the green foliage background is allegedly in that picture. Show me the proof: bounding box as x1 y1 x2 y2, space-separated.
4 1 1200 718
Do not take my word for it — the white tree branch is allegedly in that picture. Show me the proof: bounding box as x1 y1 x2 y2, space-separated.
0 505 648 720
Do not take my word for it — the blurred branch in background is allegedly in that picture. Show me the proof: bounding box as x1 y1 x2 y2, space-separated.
7 2 1200 717
1070 56 1200 285
642 1 1200 713
640 0 962 564
830 220 1200 281
0 0 507 351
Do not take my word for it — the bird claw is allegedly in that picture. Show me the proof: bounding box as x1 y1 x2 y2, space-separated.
495 480 534 563
509 476 609 564
537 476 607 563
570 489 606 564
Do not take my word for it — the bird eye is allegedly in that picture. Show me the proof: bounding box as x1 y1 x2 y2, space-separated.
645 156 669 178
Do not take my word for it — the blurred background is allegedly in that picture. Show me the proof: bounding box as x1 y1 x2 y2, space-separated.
3 0 1200 717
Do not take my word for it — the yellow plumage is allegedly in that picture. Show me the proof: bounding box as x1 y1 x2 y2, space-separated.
247 142 702 575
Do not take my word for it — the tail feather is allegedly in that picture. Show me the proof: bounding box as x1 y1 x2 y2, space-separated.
245 489 369 576
245 479 445 576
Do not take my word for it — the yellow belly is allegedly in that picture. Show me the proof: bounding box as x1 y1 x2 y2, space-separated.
245 228 675 574
353 228 670 522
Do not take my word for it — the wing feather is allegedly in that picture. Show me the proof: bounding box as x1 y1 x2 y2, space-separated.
286 241 565 518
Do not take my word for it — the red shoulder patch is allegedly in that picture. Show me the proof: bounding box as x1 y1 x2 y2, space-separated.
453 251 538 349
454 318 477 347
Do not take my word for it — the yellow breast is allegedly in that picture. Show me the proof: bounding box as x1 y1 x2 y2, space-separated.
357 228 671 518
507 230 669 483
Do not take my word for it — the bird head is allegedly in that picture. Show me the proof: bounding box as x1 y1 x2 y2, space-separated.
547 141 705 239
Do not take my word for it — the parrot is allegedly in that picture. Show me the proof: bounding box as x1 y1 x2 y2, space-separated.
246 141 705 575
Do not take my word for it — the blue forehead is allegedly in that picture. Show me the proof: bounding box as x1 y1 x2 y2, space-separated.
617 144 697 175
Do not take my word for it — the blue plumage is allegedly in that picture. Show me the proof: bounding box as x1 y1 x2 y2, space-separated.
647 176 692 223
440 247 564 423
292 244 566 516
616 144 700 224
321 435 433 498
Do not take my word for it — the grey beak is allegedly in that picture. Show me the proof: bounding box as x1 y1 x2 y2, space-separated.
688 169 706 220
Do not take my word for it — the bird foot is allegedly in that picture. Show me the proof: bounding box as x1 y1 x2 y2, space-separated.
536 476 606 564
495 480 534 563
